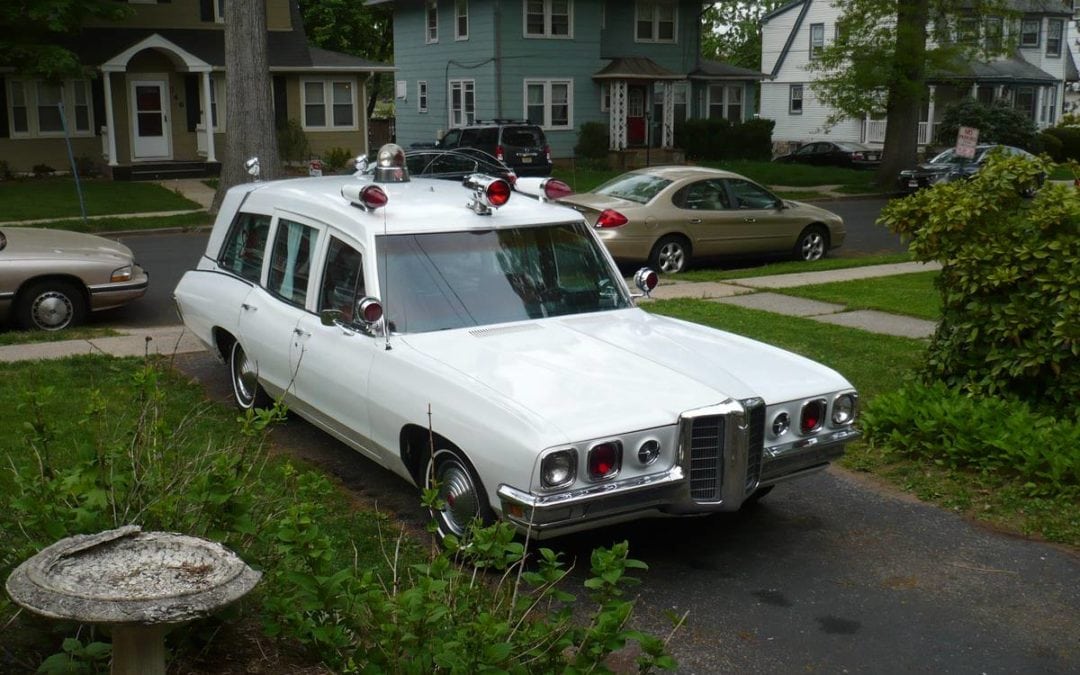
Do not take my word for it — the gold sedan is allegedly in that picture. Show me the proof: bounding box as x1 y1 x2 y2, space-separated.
559 166 846 274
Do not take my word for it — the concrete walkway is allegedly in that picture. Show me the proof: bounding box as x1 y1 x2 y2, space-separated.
0 262 940 363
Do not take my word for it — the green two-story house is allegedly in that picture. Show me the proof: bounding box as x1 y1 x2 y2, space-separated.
372 0 765 159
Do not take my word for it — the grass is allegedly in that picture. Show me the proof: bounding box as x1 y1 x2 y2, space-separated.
0 178 201 221
771 269 942 321
4 211 212 234
644 299 1077 545
674 252 914 282
0 326 119 346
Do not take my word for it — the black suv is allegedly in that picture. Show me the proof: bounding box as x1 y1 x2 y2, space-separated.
437 120 553 177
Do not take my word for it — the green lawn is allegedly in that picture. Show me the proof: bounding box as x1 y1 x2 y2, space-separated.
772 270 942 321
0 178 200 221
675 252 914 282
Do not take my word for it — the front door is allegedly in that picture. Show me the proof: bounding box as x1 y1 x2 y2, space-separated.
627 86 646 146
130 80 171 160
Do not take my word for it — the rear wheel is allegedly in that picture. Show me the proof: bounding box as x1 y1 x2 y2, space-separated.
229 340 271 410
794 225 828 262
649 235 691 274
17 280 87 331
426 447 494 542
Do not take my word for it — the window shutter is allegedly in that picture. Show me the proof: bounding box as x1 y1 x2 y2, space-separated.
199 0 214 21
273 76 288 130
0 77 8 139
91 79 105 136
185 74 200 132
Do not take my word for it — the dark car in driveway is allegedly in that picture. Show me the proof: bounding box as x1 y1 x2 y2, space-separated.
898 144 1038 193
774 141 882 170
437 120 553 177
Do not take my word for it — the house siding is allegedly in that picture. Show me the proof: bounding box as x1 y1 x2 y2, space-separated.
82 0 293 31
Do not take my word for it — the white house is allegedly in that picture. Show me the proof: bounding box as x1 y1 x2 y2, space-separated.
760 0 1072 153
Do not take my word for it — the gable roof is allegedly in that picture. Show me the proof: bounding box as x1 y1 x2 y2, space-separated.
689 60 768 81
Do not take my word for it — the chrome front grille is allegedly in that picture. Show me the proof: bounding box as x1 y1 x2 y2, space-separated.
689 415 724 500
745 400 765 493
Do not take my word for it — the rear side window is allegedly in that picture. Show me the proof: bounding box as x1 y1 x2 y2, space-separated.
267 218 318 306
219 212 272 282
502 127 543 147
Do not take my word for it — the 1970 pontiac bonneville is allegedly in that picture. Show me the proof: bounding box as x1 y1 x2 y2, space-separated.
174 145 860 541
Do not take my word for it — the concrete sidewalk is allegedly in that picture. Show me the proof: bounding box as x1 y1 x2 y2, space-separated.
0 262 940 363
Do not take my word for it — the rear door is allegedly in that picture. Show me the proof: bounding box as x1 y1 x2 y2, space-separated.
500 126 545 168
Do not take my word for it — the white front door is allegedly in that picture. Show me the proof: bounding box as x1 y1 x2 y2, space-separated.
130 80 171 160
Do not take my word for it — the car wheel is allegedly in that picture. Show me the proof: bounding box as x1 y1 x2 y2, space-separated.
17 280 87 331
742 485 774 507
229 340 270 410
649 235 691 274
427 447 494 542
794 225 828 262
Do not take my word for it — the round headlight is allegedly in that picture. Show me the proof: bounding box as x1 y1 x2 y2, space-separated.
832 394 857 425
771 412 790 438
541 450 576 489
637 439 660 465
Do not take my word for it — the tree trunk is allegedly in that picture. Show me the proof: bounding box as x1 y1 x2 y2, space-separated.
875 0 930 188
210 0 281 214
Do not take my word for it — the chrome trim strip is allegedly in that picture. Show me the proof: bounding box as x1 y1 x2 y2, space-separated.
87 280 149 295
0 291 15 300
498 465 684 512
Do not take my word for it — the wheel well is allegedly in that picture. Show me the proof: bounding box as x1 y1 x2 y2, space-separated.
805 222 831 248
212 328 236 362
400 424 455 486
15 275 89 308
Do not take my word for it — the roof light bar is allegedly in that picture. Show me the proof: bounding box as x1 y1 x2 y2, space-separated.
464 174 512 215
373 143 409 183
341 183 389 211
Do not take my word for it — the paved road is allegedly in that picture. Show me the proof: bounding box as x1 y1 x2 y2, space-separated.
175 350 1079 674
94 198 898 329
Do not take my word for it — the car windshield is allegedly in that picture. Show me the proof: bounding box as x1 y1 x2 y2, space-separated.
376 222 630 333
929 147 990 164
593 173 672 204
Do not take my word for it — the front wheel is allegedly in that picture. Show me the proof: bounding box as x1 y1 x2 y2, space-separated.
649 235 691 274
426 447 494 542
794 225 828 262
229 340 270 410
17 280 87 331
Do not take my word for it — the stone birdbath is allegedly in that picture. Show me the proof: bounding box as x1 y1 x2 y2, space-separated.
6 525 261 675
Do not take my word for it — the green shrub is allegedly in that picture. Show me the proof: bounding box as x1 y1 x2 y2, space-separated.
1042 126 1080 161
1034 130 1065 161
879 153 1079 408
322 146 354 172
675 117 773 161
861 381 1079 494
935 99 1037 150
276 118 310 163
575 121 609 161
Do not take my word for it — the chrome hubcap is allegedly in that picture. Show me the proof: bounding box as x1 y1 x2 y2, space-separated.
658 243 685 274
232 345 259 406
802 233 825 261
31 292 73 330
435 458 479 537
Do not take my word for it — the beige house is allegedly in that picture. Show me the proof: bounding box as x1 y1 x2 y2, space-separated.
0 0 392 179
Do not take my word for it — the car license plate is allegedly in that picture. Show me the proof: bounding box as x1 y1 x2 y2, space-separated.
869 154 879 161
907 180 918 188
521 156 532 163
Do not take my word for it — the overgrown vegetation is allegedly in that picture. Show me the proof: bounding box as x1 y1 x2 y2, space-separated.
574 121 609 167
276 118 311 164
322 147 354 173
0 356 676 673
934 99 1037 151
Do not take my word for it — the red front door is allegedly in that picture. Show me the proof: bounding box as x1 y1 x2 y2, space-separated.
627 86 646 146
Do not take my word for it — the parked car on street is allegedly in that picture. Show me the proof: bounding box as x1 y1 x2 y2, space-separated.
773 141 883 170
557 166 847 274
0 228 148 331
436 120 553 177
173 145 860 542
388 148 518 185
897 144 1040 193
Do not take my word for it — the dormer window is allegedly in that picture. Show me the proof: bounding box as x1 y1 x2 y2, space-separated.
1020 17 1040 48
635 1 676 44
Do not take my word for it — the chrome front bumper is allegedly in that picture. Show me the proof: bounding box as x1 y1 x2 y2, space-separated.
496 400 859 539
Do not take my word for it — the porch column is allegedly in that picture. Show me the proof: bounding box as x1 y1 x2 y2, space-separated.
926 85 936 144
200 71 217 163
103 71 118 167
1036 86 1046 127
971 83 977 99
661 81 675 148
609 80 628 151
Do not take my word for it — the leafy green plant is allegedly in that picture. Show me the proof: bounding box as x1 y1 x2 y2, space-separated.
575 121 609 164
37 637 111 675
323 146 354 172
675 117 774 161
934 99 1037 150
879 153 1079 409
1034 130 1065 162
276 118 310 164
1042 126 1080 162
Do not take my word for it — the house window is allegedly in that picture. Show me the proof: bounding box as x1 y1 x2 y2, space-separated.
426 1 438 43
636 1 676 43
673 81 688 121
956 17 978 45
1046 19 1063 56
1020 18 1040 48
984 17 1003 53
449 79 475 127
707 84 743 122
1015 86 1035 118
1047 86 1057 125
418 81 428 113
525 79 572 129
199 76 225 132
6 79 94 138
302 79 356 130
455 0 469 40
809 23 824 59
789 84 803 114
214 0 225 23
524 0 572 39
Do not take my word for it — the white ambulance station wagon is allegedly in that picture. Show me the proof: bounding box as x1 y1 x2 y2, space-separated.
174 145 861 541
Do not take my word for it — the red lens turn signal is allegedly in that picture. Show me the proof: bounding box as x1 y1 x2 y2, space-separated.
486 179 511 206
800 399 826 434
588 442 621 480
595 209 628 228
541 179 573 201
